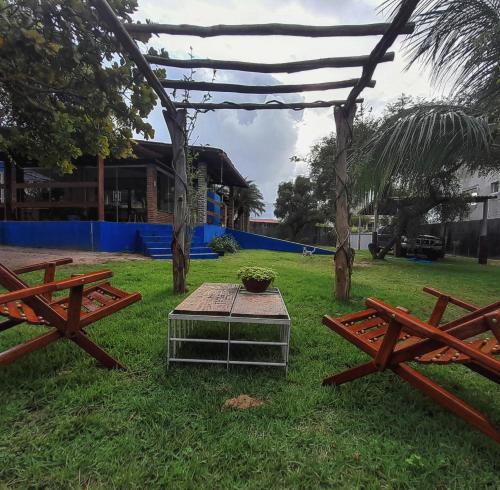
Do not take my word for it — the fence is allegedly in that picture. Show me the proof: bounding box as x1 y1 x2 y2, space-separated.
420 219 500 258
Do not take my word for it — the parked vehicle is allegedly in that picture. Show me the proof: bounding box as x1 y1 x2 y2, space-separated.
401 234 445 260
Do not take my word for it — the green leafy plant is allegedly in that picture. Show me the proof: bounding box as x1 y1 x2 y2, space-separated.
209 235 240 254
237 266 278 283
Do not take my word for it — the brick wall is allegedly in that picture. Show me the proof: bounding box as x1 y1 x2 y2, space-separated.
146 164 174 224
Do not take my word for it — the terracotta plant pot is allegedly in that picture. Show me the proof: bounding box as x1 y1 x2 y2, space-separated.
242 278 271 293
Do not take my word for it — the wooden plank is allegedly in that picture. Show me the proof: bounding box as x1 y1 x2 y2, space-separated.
173 283 239 315
125 22 415 37
161 78 374 94
231 290 288 319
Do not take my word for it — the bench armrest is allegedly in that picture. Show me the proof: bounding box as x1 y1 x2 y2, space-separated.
423 287 478 312
13 258 73 275
0 270 113 305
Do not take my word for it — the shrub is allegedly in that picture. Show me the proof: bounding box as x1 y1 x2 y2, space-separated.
209 234 240 254
237 266 278 283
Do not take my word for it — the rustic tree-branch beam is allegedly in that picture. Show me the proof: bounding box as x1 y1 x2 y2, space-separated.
146 52 395 73
345 0 420 110
90 0 176 118
125 22 415 37
162 78 374 94
173 99 363 111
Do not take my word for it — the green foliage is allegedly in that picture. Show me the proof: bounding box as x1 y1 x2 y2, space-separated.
274 175 321 240
209 234 239 254
396 0 500 105
0 0 161 172
237 266 278 282
305 104 380 220
232 180 266 226
355 102 496 200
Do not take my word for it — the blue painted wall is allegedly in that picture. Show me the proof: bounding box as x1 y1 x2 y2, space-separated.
227 229 335 255
0 221 94 250
0 221 334 255
0 221 173 252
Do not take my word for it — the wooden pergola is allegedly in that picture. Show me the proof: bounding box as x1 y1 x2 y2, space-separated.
92 0 420 297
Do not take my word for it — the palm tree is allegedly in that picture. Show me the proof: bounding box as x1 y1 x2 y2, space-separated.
231 180 266 231
359 0 500 203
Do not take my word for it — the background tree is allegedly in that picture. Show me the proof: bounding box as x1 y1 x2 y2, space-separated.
0 0 160 172
232 180 265 231
353 0 500 259
306 105 379 223
274 176 321 241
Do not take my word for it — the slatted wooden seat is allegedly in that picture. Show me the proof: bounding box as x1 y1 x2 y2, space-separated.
0 258 141 369
322 287 500 443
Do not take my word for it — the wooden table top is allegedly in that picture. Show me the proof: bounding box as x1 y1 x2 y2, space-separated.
172 283 289 319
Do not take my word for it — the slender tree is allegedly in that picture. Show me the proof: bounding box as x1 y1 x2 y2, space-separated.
232 180 265 231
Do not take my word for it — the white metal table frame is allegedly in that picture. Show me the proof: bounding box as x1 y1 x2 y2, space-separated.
167 287 291 373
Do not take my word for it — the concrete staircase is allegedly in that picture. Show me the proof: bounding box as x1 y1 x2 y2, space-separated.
138 232 218 260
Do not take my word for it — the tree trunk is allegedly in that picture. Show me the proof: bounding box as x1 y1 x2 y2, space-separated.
333 105 356 301
164 109 189 293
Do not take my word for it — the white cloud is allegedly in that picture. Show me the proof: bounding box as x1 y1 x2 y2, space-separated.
133 0 441 217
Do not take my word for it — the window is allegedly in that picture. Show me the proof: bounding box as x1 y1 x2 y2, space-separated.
491 181 499 193
157 170 175 213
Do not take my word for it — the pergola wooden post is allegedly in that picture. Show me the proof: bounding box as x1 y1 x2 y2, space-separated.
164 109 189 291
334 105 356 299
93 0 191 293
92 0 419 299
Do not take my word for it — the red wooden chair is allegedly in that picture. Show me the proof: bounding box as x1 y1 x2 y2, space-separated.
0 258 141 370
322 287 500 443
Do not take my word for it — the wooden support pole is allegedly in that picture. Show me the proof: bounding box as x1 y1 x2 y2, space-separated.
173 99 363 111
147 52 395 73
4 159 14 220
164 109 189 294
162 78 374 94
334 104 356 301
125 22 415 37
478 199 489 265
97 156 105 221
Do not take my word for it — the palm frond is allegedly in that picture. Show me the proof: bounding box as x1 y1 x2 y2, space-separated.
383 0 500 100
353 102 496 199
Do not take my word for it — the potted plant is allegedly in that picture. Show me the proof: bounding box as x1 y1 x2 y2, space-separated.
237 266 278 293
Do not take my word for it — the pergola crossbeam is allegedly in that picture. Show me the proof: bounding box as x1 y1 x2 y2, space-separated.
173 99 363 111
162 78 374 94
125 22 415 37
146 52 395 73
345 0 420 110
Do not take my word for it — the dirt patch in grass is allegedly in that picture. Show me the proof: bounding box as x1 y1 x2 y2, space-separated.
0 245 147 269
223 395 264 410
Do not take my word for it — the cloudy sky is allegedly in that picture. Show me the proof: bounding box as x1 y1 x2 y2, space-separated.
132 0 443 217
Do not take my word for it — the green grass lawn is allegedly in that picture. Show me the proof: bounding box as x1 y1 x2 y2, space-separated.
0 251 499 489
